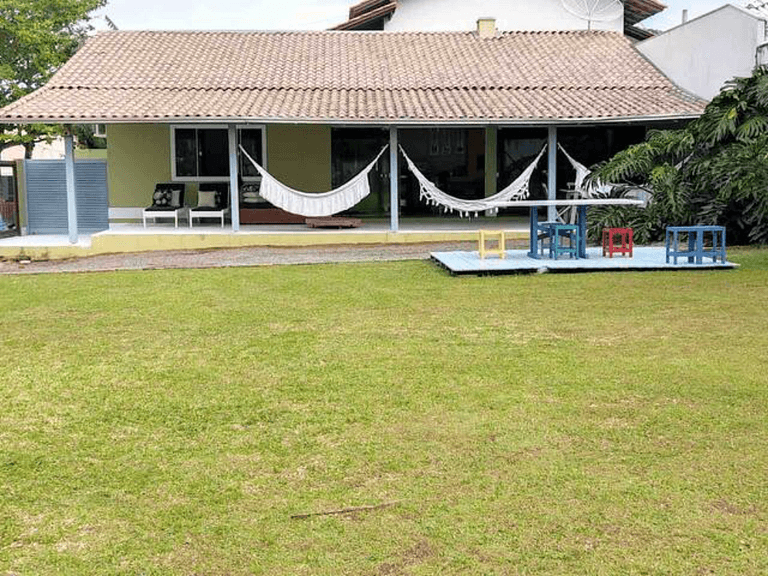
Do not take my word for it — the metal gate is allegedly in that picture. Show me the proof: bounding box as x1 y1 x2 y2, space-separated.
24 159 108 234
0 161 19 237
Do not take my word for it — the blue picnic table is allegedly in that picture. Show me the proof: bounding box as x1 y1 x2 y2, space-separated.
491 198 644 259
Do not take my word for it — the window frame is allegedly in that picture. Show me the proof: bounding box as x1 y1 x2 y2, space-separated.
170 124 267 183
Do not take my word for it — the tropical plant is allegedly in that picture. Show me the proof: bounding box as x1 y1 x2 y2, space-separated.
589 65 768 244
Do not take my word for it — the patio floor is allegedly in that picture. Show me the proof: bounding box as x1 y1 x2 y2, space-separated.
0 216 530 260
431 246 738 275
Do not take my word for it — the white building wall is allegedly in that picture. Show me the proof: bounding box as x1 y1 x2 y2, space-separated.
637 5 767 101
384 0 624 33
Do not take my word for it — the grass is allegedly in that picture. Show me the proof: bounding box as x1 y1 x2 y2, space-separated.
1 248 767 575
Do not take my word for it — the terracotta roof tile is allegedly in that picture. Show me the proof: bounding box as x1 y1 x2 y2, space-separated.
0 29 704 124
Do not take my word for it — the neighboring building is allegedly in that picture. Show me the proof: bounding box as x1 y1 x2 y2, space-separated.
637 4 768 100
0 140 65 162
332 0 663 41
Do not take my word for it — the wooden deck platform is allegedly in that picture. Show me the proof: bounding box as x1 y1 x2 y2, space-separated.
431 246 738 275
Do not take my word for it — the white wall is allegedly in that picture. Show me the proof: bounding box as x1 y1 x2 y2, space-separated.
384 0 624 33
637 5 767 100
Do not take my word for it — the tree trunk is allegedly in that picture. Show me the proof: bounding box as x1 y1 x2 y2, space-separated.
24 141 34 159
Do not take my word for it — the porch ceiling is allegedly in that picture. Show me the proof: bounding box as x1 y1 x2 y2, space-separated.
0 29 704 125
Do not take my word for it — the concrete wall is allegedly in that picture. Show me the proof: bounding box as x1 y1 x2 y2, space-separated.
637 5 767 100
385 0 623 32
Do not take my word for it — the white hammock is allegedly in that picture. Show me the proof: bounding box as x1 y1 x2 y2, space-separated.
399 144 547 217
558 144 613 198
239 145 388 217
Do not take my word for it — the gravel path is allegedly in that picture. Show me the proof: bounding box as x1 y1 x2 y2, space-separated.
0 241 504 275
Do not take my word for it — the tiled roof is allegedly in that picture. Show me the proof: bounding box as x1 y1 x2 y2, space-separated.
332 2 397 31
625 0 666 26
0 29 704 124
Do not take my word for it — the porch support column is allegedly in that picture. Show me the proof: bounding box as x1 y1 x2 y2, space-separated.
547 125 558 222
484 126 498 216
389 126 399 232
228 124 240 232
64 128 78 244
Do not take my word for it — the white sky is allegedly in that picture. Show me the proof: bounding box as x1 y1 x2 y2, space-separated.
91 1 749 32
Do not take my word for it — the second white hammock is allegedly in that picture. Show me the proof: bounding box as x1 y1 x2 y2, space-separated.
399 144 547 217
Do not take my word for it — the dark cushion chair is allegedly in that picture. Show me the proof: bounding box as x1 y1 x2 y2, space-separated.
143 183 187 228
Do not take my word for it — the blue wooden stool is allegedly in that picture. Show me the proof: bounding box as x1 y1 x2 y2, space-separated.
548 223 580 259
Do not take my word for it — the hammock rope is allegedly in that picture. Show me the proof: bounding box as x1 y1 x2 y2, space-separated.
239 144 388 217
399 144 547 217
557 144 615 198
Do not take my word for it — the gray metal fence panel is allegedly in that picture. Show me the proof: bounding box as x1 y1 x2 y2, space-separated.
25 160 108 234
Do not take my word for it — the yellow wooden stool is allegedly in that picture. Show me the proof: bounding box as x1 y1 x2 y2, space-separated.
478 230 506 259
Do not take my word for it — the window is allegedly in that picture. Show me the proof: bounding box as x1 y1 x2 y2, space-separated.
171 126 265 181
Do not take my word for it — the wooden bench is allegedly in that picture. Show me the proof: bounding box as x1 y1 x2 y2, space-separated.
305 217 362 229
665 225 726 264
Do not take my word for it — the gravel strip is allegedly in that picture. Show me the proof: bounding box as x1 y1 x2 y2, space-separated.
0 241 506 275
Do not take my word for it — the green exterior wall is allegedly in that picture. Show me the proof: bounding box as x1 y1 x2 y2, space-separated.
266 125 331 193
105 123 331 207
107 124 172 207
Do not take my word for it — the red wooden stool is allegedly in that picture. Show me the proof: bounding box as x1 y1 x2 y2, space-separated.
602 227 633 258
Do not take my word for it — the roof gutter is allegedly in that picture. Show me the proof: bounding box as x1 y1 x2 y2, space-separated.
0 114 703 126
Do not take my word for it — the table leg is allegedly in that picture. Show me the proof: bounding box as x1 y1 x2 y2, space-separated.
577 205 587 259
688 231 696 264
528 206 540 259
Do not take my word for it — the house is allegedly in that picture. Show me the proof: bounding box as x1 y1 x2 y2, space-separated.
332 0 664 41
636 3 768 100
0 1 705 248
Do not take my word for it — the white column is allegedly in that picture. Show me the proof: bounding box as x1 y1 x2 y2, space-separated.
547 126 557 222
389 126 399 232
228 125 240 232
64 131 78 244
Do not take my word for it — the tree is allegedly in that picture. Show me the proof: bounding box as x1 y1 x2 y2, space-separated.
0 0 106 158
589 66 768 245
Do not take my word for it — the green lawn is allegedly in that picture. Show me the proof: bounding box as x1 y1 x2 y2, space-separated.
1 249 767 575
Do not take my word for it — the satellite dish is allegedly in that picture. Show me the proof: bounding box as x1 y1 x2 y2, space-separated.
561 0 624 29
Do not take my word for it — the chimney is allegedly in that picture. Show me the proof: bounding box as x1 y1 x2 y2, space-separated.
477 17 496 38
682 9 689 24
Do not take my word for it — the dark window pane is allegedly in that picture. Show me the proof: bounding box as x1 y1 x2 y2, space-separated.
174 128 197 177
198 129 229 177
239 129 263 178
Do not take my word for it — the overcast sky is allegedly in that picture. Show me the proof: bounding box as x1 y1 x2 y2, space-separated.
91 1 745 32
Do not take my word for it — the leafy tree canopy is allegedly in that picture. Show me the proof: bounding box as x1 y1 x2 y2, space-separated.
0 0 106 157
590 66 768 244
